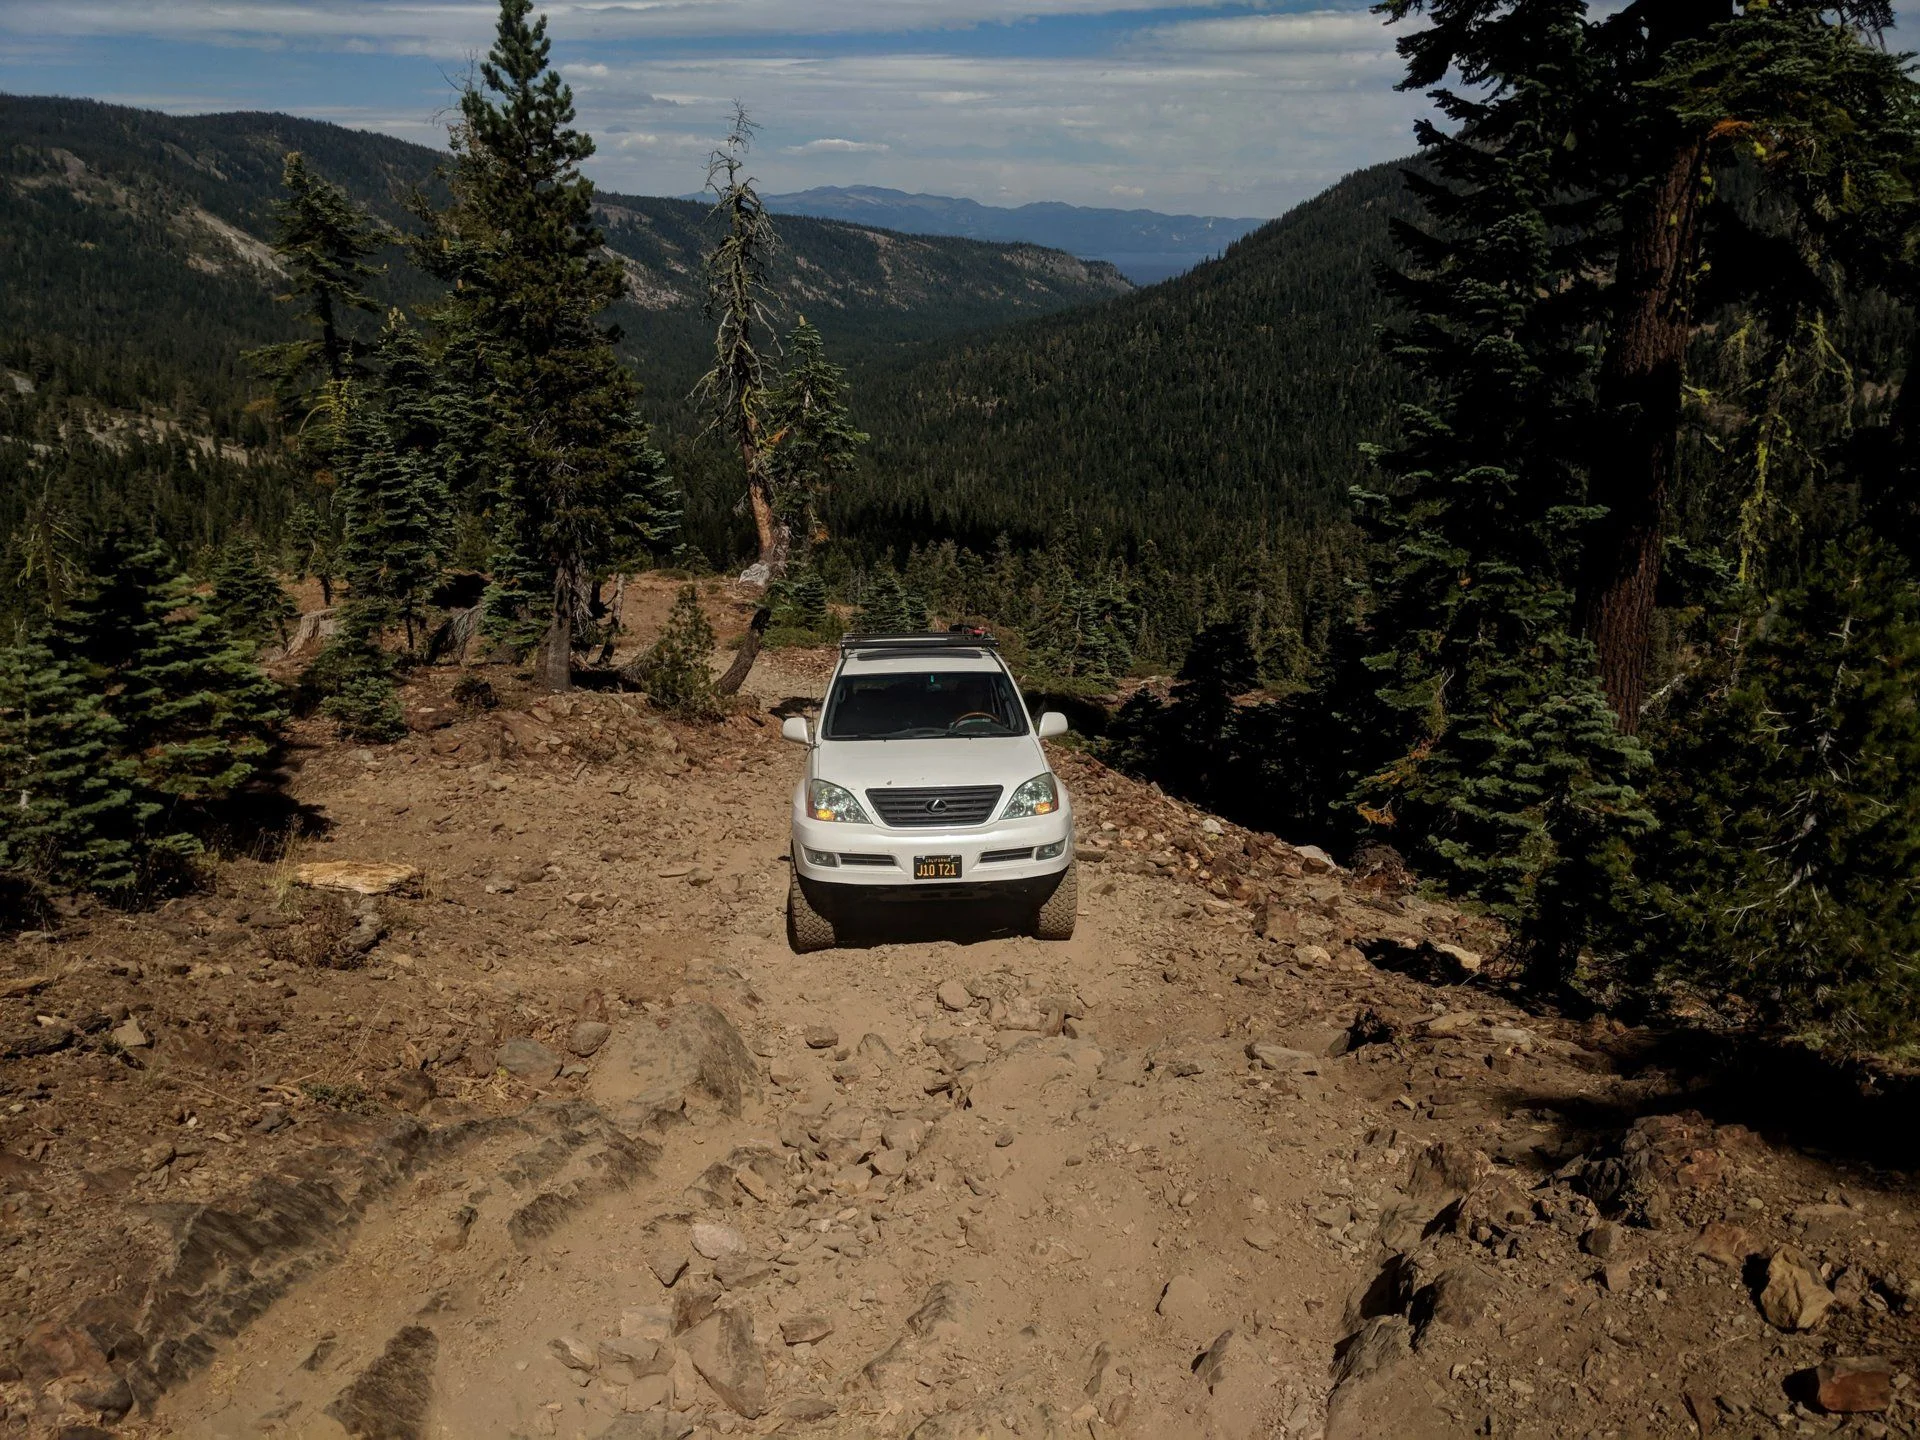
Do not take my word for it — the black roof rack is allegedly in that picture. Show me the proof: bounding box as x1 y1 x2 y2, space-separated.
839 627 997 652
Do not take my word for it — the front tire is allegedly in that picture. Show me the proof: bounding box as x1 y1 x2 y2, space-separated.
1033 862 1078 941
787 872 837 953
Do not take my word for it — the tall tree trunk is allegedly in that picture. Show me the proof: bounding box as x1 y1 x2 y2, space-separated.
537 562 575 691
715 606 771 698
1577 135 1708 732
745 448 790 580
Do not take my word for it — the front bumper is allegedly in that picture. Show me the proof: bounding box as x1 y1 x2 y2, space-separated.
790 802 1073 890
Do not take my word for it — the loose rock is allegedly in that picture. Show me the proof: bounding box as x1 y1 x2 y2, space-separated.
780 1315 833 1345
690 1221 747 1261
681 1307 767 1418
1811 1356 1894 1413
1156 1274 1211 1333
568 1020 612 1057
1760 1247 1834 1331
937 981 971 1012
496 1037 561 1081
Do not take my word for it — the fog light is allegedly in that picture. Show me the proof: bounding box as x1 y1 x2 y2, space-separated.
1036 839 1067 860
803 847 839 867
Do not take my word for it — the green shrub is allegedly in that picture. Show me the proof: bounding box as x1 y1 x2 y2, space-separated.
322 669 407 743
629 584 718 717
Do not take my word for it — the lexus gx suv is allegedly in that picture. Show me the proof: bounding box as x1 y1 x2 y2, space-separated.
782 631 1076 952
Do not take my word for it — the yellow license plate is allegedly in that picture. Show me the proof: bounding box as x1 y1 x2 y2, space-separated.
914 856 961 880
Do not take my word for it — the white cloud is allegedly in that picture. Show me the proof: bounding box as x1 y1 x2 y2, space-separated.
783 137 892 154
0 0 1263 48
553 34 1423 212
2 0 1433 214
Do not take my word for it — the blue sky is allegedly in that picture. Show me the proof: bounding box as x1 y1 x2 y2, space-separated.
0 0 1444 215
4 2 1914 216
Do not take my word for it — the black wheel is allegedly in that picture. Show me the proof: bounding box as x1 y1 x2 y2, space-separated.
1033 862 1078 941
787 872 837 953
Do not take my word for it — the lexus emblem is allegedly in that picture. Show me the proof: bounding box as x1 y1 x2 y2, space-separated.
926 797 950 813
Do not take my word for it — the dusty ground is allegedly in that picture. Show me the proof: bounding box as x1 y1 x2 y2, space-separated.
2 578 1918 1439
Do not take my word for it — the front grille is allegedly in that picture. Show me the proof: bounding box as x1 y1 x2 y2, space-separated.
866 785 1004 828
839 853 897 867
980 847 1034 865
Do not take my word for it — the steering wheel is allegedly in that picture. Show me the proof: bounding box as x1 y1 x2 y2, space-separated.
950 712 999 727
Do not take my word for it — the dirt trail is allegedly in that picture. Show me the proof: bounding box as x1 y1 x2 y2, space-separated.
3 591 1918 1439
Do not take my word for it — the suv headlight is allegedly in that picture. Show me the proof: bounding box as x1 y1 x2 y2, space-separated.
1001 772 1059 819
808 779 872 824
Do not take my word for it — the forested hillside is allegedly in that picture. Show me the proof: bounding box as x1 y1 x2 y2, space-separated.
840 160 1417 566
0 93 1131 559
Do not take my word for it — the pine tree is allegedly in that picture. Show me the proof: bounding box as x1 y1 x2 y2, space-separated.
1634 541 1920 1051
285 499 342 608
768 562 834 642
697 106 784 578
0 641 141 894
247 151 386 391
855 568 930 633
764 316 867 547
1314 0 1656 966
209 534 296 646
1387 0 1919 726
628 584 718 717
246 151 387 616
335 318 452 653
413 0 675 688
56 535 284 810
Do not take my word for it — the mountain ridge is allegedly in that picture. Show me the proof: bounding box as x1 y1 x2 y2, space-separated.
764 183 1267 284
0 94 1132 412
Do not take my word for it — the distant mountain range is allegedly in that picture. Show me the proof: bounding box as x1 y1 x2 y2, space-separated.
762 186 1267 286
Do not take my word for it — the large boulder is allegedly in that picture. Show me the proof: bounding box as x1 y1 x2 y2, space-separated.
588 1002 762 1128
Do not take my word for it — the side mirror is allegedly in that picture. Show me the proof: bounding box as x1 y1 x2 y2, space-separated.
781 715 812 746
1037 711 1070 740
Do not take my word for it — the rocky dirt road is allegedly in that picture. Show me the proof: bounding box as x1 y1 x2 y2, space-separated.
3 607 1918 1439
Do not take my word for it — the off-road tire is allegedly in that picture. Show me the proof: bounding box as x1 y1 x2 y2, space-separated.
787 872 837 953
1033 862 1078 941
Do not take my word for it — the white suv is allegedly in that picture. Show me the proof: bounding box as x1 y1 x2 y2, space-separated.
782 631 1077 952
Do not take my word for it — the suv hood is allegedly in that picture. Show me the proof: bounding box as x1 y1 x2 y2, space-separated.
814 736 1047 797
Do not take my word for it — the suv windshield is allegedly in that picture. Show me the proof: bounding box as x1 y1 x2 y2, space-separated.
823 669 1030 741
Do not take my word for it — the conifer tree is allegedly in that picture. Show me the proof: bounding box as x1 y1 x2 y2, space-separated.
1329 0 1655 965
335 319 452 652
286 499 342 608
0 641 141 893
768 563 833 640
1386 0 1918 727
56 535 284 809
247 151 386 614
764 316 867 548
697 106 784 578
855 568 930 633
627 584 718 717
1636 541 1920 1050
414 0 675 688
248 152 384 392
209 534 296 646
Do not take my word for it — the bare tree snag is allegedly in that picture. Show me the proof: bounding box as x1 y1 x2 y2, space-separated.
715 606 771 698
